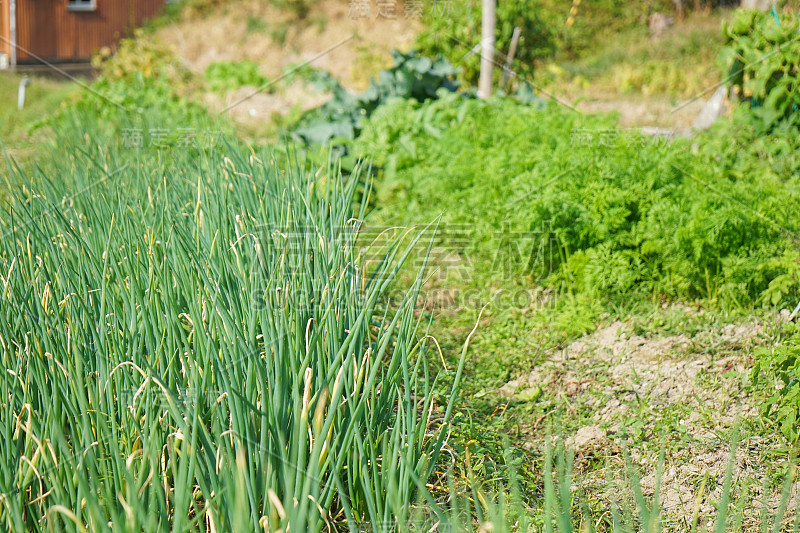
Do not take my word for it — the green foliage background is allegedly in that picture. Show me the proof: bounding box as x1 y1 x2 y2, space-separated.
415 0 673 85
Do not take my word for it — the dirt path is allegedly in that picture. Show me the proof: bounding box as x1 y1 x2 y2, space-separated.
575 94 707 131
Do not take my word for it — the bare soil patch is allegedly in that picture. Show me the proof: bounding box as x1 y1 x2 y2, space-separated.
155 0 421 89
500 317 798 530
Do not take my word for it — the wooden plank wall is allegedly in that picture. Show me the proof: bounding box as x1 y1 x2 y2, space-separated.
0 0 10 59
16 0 165 62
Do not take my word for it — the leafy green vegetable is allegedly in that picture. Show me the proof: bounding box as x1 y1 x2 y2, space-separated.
292 50 460 148
753 329 800 442
720 9 800 133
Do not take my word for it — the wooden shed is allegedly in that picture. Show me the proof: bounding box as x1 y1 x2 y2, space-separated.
0 0 168 67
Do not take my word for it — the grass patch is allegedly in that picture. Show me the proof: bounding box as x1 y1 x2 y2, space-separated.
0 74 77 167
550 13 727 97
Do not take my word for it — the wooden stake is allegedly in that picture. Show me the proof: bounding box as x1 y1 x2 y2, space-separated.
478 0 496 99
501 26 522 89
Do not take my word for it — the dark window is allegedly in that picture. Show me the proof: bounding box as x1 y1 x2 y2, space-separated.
67 0 97 12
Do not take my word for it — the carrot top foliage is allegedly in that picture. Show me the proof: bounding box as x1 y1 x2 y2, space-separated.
353 92 800 312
